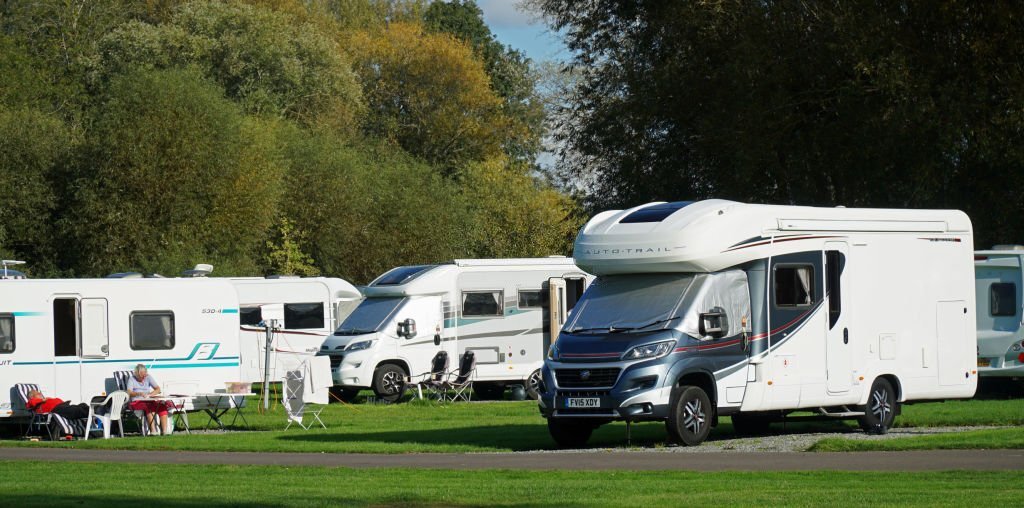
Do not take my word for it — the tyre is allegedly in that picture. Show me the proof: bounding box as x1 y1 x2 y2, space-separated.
547 417 594 448
329 386 360 403
474 382 506 400
858 378 897 433
372 364 407 403
730 413 772 436
525 369 544 400
666 385 713 446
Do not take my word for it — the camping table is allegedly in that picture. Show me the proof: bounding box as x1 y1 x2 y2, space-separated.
193 393 255 430
135 395 190 435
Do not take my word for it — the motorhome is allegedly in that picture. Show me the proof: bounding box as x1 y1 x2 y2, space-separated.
232 276 362 383
540 199 977 446
319 258 591 402
0 276 242 419
974 246 1024 381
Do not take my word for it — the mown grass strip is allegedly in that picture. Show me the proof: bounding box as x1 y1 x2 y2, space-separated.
0 460 1022 507
810 426 1024 452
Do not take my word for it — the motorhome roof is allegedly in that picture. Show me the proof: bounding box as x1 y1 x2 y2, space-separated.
575 199 972 275
449 257 573 267
362 258 583 298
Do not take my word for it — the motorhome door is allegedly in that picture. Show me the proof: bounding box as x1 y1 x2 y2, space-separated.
824 242 852 393
544 277 587 352
80 298 110 358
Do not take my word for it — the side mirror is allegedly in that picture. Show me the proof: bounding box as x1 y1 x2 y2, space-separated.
698 307 728 339
397 318 417 339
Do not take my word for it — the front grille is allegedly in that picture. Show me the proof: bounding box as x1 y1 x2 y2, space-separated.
555 368 621 388
317 353 344 369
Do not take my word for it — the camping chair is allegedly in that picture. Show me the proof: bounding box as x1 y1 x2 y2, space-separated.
84 391 128 440
13 383 50 438
405 351 449 400
442 351 476 402
114 370 150 434
282 367 327 430
13 383 88 440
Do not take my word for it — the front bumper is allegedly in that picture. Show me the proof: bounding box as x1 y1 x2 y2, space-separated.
325 350 376 388
539 358 673 421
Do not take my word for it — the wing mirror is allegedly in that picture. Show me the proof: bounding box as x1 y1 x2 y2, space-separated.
397 318 417 339
698 307 728 339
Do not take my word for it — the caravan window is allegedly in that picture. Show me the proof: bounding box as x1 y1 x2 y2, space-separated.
774 265 814 307
130 311 175 350
240 306 262 326
463 291 504 317
990 283 1017 317
284 302 324 329
0 314 13 353
825 251 842 328
518 289 543 309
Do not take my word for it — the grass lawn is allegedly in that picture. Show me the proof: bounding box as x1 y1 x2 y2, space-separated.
1 460 1022 507
811 426 1024 452
1 396 1020 453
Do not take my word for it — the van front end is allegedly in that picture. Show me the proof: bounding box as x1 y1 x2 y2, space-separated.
320 332 381 388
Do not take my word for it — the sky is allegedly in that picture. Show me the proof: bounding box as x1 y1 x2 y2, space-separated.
474 0 569 62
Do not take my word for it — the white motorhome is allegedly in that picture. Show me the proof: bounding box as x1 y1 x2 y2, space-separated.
319 258 591 402
0 277 242 419
540 200 977 446
974 246 1024 380
232 277 361 384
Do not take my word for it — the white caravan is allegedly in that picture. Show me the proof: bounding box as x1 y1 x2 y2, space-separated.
974 246 1024 380
232 277 361 384
540 200 977 446
0 277 241 419
319 258 591 402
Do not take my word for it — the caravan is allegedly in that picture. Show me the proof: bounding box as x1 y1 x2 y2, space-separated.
540 200 977 446
232 277 361 383
974 246 1024 380
0 276 241 419
319 259 591 402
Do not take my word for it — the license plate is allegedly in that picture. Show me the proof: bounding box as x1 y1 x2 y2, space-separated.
566 397 601 408
977 358 990 367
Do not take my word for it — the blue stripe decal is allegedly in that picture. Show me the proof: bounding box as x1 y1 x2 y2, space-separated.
12 311 44 317
147 362 239 369
220 308 239 314
13 357 240 366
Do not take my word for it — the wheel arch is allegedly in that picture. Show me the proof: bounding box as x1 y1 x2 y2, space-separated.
675 370 718 406
375 359 410 376
877 373 903 402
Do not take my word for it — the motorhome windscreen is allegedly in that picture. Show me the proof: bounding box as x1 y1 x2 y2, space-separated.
563 274 695 333
374 265 434 286
335 297 407 335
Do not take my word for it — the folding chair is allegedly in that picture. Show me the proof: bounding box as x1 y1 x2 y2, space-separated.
282 367 327 430
113 370 149 434
13 383 50 438
405 351 449 400
13 383 89 440
443 351 477 402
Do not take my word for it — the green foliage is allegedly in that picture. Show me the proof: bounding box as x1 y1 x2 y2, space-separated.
66 67 284 276
261 217 320 277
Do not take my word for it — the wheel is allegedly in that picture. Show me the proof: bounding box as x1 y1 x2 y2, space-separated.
372 364 407 403
525 369 544 400
858 378 897 433
329 386 360 403
474 382 506 400
666 385 713 446
730 413 772 436
547 418 594 448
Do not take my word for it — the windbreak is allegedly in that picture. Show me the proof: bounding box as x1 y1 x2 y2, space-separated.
336 297 407 334
564 274 695 332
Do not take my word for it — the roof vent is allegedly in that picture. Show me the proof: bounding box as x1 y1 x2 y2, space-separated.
1 260 26 279
992 245 1024 251
183 263 214 277
107 272 144 279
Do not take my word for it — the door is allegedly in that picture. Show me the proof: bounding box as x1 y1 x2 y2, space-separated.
937 300 969 386
80 298 109 358
825 242 852 393
545 277 567 353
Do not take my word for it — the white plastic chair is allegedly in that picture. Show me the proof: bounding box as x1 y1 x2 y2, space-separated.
85 391 129 440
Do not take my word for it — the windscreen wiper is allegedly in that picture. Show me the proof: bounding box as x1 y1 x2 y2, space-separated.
609 316 682 333
565 326 611 334
335 328 374 335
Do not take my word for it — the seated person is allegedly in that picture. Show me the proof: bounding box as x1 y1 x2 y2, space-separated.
25 389 92 420
126 364 173 435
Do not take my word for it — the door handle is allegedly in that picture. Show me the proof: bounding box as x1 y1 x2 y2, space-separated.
843 328 849 345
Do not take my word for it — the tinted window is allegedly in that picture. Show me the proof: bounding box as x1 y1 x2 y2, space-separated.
240 306 262 326
131 311 175 350
0 314 13 353
374 265 433 286
825 251 843 328
463 291 503 317
775 265 814 307
336 297 407 335
991 282 1017 317
518 289 543 309
619 201 694 223
284 302 325 329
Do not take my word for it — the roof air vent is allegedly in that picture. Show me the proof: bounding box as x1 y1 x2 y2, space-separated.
183 263 214 277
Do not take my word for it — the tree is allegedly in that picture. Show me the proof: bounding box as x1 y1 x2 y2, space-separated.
531 0 1024 247
65 67 285 276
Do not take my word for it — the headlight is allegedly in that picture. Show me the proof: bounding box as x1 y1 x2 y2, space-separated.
622 340 676 360
346 339 376 352
547 344 560 361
